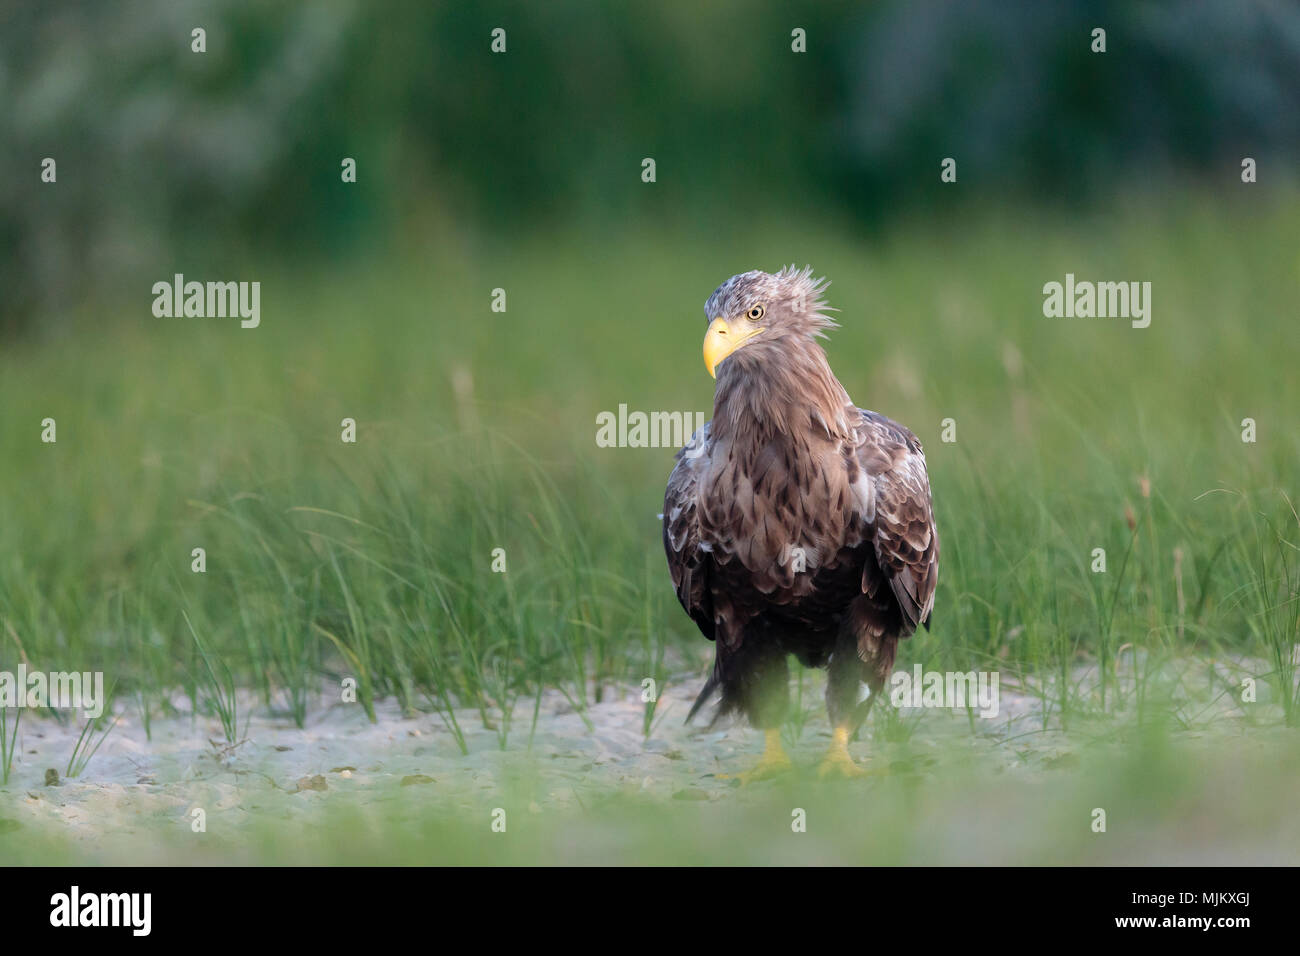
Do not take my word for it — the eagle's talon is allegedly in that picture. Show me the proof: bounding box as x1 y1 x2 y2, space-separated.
817 727 866 779
718 729 791 785
817 753 866 779
720 755 792 785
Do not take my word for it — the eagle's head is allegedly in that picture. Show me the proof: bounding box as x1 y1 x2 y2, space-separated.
701 266 835 379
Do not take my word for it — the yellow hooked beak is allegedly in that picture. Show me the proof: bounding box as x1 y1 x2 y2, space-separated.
703 316 765 378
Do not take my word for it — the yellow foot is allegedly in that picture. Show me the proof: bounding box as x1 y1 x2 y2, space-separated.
817 727 866 779
719 729 792 784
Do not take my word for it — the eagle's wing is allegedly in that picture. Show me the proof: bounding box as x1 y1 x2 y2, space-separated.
663 422 715 641
853 409 939 636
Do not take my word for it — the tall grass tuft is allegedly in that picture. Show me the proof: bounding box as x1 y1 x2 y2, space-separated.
65 713 118 779
1226 492 1300 725
0 706 19 785
183 610 241 744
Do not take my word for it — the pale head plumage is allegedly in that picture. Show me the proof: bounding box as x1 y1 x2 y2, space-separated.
704 265 837 341
702 265 851 443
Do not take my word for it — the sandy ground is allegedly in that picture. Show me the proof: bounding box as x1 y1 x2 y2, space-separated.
0 655 1282 859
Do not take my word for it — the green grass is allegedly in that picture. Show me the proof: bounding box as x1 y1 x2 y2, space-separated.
1 190 1297 738
63 713 118 780
0 706 19 786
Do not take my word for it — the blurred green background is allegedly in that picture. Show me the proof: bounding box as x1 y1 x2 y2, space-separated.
4 0 1298 337
2 0 1298 705
1 0 1298 864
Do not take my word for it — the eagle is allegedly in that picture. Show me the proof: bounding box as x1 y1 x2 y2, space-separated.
662 266 939 780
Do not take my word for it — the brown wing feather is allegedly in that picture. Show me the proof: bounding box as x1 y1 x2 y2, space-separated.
854 409 939 636
662 422 715 641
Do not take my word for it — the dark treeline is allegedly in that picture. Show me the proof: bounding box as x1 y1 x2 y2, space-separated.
3 0 1296 337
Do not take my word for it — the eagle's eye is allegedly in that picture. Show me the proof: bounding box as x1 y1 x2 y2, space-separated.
747 305 765 321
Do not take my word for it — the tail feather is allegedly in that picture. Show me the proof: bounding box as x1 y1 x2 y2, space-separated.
685 673 720 725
